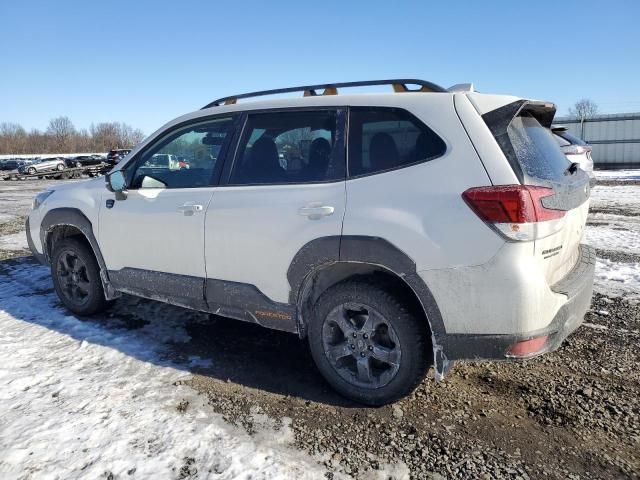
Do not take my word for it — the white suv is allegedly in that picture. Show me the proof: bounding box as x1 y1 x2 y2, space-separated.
26 79 595 405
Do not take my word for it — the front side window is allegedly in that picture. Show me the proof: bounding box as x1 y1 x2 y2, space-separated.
129 116 235 189
230 110 344 185
348 107 446 177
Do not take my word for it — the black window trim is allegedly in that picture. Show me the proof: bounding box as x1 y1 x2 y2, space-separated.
123 113 242 190
345 106 447 180
219 106 348 187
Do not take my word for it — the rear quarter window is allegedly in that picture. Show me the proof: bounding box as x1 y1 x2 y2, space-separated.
348 107 445 177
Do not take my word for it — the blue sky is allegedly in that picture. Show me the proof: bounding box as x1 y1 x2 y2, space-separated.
1 0 639 134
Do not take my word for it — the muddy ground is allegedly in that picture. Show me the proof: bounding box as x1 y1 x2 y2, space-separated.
1 177 638 479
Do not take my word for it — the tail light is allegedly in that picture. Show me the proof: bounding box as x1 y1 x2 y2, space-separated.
561 145 591 155
462 185 566 241
506 335 549 358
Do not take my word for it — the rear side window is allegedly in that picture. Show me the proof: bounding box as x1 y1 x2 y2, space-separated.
348 107 445 177
230 110 344 185
508 113 570 180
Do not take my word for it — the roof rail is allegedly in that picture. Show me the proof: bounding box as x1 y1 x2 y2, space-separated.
201 79 447 109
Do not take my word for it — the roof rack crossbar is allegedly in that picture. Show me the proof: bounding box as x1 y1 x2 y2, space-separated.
202 79 447 109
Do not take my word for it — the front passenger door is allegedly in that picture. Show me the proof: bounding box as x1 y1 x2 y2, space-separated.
98 116 237 306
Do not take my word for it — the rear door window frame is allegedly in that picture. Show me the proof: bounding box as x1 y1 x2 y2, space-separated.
219 106 347 187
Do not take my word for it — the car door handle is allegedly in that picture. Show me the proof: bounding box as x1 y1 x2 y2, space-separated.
298 203 335 220
177 203 204 216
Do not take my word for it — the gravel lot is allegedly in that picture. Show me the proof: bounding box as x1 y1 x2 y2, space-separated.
0 174 638 479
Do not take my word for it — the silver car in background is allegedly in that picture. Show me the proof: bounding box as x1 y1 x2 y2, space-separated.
18 157 67 175
552 125 594 178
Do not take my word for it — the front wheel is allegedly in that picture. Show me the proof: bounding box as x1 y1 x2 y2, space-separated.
56 163 65 171
308 280 431 405
51 237 111 316
27 167 36 175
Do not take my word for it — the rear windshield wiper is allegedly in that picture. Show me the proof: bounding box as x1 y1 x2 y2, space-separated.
564 162 580 176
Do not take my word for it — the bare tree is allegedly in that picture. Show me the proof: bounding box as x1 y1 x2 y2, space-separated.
130 128 145 145
0 122 28 154
569 99 599 120
568 99 599 139
46 116 76 153
0 118 145 154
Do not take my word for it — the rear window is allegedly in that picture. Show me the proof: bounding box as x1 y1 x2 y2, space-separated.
507 113 570 181
556 131 587 146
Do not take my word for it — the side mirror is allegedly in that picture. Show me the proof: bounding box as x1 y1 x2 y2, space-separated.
106 171 128 200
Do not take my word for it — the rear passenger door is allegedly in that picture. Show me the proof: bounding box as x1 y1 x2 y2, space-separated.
204 109 346 322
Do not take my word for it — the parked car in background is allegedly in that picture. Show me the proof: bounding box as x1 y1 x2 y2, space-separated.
2 158 27 171
68 155 105 168
107 149 132 165
19 157 66 174
552 126 594 178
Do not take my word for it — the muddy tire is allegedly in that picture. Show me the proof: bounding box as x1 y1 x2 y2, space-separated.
308 280 431 406
51 237 110 316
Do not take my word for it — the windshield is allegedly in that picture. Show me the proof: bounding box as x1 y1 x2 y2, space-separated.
507 113 570 181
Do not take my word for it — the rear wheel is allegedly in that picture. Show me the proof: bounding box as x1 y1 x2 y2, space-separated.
56 163 64 171
51 237 110 316
27 167 36 175
308 280 431 405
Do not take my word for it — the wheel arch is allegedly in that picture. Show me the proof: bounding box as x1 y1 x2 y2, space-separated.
40 208 119 300
289 236 450 376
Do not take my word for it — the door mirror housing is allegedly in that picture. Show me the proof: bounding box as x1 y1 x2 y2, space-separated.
106 171 128 200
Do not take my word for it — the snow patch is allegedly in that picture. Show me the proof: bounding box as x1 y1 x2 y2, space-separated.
590 184 640 215
0 260 335 479
594 169 640 181
0 231 28 251
593 257 640 302
585 221 640 255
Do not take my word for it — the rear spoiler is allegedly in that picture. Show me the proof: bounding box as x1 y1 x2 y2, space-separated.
483 100 556 131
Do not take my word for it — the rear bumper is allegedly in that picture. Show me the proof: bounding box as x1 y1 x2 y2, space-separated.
441 244 596 360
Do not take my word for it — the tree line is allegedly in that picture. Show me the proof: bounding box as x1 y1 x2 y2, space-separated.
0 116 145 155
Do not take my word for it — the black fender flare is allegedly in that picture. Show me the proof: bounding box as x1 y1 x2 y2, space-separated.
287 235 450 373
40 208 118 299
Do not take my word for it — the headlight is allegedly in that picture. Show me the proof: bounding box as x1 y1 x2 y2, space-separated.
32 190 54 210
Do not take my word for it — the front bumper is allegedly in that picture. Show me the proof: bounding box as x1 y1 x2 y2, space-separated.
25 217 48 266
441 244 596 361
